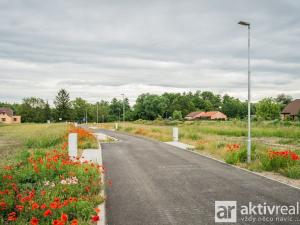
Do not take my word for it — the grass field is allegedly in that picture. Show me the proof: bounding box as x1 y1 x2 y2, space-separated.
97 120 300 179
0 123 67 166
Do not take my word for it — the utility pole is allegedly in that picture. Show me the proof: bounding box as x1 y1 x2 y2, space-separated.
121 94 125 122
238 20 251 163
85 108 88 124
96 103 99 123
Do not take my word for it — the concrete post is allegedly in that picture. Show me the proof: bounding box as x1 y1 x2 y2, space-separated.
68 133 78 159
173 127 179 142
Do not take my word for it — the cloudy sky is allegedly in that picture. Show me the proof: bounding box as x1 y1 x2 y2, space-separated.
0 0 299 104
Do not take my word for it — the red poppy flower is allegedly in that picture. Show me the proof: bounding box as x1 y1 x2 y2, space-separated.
30 217 39 225
61 213 68 222
15 205 24 211
71 219 78 225
40 204 47 209
44 209 52 217
91 215 100 222
50 202 58 209
32 202 39 210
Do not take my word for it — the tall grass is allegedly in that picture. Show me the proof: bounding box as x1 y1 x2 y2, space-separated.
0 124 67 165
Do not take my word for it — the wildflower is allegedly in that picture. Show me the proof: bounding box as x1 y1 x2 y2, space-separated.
95 207 100 213
60 180 67 185
44 209 52 217
32 202 39 210
91 215 100 222
40 204 47 209
30 217 39 225
15 205 24 211
71 219 78 225
61 213 68 222
50 202 58 209
8 212 17 221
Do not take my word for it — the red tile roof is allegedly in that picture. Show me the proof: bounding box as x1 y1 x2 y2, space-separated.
282 99 300 116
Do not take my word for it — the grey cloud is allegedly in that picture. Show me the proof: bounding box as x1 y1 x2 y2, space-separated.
0 0 300 103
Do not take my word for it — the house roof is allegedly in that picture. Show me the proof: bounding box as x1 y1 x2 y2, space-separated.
282 99 300 115
0 107 14 117
185 111 202 118
200 111 219 117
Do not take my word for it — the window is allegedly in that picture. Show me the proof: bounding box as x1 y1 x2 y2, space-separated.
1 118 5 122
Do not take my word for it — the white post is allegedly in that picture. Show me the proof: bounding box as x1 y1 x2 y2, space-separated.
173 127 179 142
115 123 118 130
74 122 78 127
68 133 78 159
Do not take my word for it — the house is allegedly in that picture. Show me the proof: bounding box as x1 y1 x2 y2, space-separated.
0 108 21 124
281 99 300 120
185 111 227 120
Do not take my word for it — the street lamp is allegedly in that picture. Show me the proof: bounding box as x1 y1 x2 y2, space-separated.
238 20 251 163
121 94 125 122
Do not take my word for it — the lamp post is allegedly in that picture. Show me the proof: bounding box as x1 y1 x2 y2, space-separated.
96 103 99 124
121 94 125 122
238 20 251 163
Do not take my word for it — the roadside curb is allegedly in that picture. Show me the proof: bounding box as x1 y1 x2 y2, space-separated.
97 140 106 225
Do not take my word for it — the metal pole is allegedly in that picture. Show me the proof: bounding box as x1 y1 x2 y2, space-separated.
122 94 125 122
85 108 88 124
96 103 99 124
85 108 87 124
247 25 251 163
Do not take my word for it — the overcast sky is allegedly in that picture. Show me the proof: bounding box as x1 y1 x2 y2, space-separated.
0 0 299 104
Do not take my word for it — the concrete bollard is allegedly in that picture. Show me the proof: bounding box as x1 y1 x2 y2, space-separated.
115 123 118 130
173 127 179 142
68 133 78 159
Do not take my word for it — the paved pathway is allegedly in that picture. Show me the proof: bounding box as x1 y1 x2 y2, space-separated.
97 129 300 225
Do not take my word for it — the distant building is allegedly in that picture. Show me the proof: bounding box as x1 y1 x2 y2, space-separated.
0 108 21 124
281 99 300 120
185 111 227 121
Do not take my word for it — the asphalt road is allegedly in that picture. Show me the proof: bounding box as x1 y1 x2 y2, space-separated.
97 129 300 225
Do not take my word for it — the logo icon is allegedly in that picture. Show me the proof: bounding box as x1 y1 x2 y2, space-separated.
215 201 237 223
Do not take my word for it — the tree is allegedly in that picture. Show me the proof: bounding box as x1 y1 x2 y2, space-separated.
18 97 47 122
71 98 89 122
172 110 182 120
256 98 280 120
275 93 293 111
43 101 52 122
222 95 244 118
54 89 72 121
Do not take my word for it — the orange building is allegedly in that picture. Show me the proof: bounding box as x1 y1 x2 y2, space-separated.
0 108 21 124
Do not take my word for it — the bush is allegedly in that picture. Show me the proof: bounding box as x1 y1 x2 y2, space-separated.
172 110 182 120
225 151 239 164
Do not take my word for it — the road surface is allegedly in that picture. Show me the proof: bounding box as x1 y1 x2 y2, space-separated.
97 129 300 225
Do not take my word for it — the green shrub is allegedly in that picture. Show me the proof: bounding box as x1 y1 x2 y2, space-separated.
225 151 239 164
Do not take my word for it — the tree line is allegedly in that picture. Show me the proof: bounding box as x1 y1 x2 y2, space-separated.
0 89 293 123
